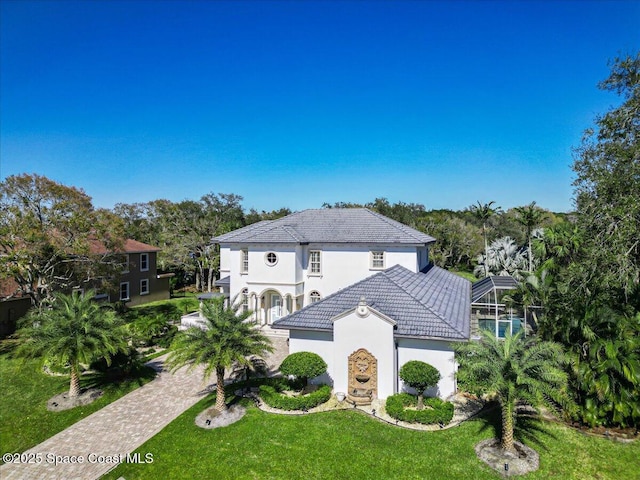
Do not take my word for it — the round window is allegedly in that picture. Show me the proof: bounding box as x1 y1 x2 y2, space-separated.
265 252 278 266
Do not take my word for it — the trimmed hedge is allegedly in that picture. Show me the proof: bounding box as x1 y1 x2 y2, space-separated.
259 384 332 411
385 393 454 425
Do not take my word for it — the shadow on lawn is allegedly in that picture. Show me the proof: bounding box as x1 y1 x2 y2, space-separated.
81 363 157 393
474 401 559 452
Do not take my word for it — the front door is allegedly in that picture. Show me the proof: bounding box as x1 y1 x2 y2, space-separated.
270 294 282 324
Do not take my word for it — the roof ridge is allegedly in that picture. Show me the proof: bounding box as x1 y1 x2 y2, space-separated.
364 209 433 243
384 266 467 338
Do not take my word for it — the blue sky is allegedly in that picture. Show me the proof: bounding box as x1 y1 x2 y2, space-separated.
1 1 638 213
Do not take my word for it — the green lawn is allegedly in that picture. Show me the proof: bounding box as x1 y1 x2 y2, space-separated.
104 395 640 480
0 343 155 460
450 270 478 282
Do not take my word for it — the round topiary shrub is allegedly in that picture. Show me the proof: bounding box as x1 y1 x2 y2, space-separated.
399 360 440 410
385 393 454 425
279 352 327 387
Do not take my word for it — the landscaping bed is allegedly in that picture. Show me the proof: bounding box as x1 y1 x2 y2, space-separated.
385 392 454 425
258 383 332 411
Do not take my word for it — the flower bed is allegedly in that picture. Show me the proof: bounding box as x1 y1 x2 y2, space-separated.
385 393 454 425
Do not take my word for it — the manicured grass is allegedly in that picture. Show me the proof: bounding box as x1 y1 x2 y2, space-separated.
0 344 155 460
104 394 640 480
450 270 478 282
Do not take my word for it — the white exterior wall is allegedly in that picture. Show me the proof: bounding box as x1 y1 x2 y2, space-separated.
220 242 424 308
302 244 419 304
289 329 334 386
397 338 457 399
333 308 396 400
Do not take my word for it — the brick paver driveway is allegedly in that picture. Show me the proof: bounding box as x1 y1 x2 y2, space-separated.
0 335 288 480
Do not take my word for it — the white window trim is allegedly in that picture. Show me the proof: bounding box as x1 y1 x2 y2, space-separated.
240 249 249 274
370 251 385 270
140 253 149 272
121 254 130 274
119 282 130 301
264 252 278 266
309 290 322 304
308 250 322 276
140 278 149 296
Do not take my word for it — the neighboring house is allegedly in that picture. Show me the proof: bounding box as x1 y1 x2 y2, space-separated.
89 239 174 307
0 278 31 338
210 208 471 401
0 239 173 337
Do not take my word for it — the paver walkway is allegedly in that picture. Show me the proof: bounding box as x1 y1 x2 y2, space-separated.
0 334 289 480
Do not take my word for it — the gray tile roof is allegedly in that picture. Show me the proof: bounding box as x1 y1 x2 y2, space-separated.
272 264 471 341
212 209 435 245
471 275 519 303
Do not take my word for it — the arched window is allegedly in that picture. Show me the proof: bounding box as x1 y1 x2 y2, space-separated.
309 291 321 304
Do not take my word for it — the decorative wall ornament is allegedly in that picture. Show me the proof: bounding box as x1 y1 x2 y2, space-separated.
347 348 377 405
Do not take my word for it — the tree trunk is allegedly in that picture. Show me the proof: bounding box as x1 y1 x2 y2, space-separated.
207 268 214 293
528 236 533 272
417 392 424 410
483 225 489 278
69 365 81 398
215 365 227 411
500 399 516 452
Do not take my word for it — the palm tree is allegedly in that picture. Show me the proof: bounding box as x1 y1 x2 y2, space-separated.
469 201 502 277
15 290 126 398
473 236 527 279
455 330 570 452
166 295 273 412
514 202 547 272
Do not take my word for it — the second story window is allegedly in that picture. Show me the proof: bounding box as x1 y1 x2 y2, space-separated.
265 252 278 266
371 251 385 269
309 250 321 275
309 291 321 303
241 249 249 273
140 253 149 272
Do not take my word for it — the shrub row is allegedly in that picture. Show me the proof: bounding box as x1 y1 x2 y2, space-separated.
385 393 454 425
259 384 332 411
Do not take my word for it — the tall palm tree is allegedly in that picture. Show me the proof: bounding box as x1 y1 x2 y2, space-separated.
167 295 273 412
15 290 126 397
455 330 570 452
469 201 502 277
514 202 547 272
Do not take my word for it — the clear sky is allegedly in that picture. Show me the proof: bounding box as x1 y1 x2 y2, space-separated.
1 1 638 213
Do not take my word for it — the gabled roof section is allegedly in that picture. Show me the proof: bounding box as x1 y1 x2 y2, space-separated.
273 264 470 340
212 209 435 245
471 275 519 303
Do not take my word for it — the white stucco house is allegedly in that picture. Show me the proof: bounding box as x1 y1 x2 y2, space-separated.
211 208 471 401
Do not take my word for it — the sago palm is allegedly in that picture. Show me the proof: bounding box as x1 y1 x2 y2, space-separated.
455 330 570 452
15 290 126 397
167 295 273 411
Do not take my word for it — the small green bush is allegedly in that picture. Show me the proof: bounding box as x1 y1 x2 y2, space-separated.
385 393 454 425
259 384 332 411
279 352 327 386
